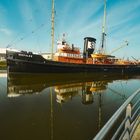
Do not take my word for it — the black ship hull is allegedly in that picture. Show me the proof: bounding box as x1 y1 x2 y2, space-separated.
7 51 140 74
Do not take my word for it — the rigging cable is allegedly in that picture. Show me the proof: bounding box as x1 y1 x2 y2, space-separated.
6 23 48 48
108 87 127 100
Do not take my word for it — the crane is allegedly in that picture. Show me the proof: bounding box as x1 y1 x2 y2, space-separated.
109 41 129 55
131 56 138 61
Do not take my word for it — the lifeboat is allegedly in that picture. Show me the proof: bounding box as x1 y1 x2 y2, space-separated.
91 53 114 58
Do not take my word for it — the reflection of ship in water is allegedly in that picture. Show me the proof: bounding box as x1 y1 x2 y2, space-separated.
7 72 116 100
82 81 108 105
54 81 107 104
8 75 107 104
7 73 140 103
82 82 94 105
8 83 46 97
55 83 83 103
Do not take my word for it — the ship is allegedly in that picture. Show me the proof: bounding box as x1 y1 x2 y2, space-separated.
6 0 140 74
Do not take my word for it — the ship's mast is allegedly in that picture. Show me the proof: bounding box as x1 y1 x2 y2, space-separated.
100 0 106 54
51 0 55 59
98 92 102 130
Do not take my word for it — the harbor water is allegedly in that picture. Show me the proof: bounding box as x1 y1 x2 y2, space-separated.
0 72 140 140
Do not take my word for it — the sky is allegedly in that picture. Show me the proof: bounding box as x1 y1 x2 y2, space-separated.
0 0 140 59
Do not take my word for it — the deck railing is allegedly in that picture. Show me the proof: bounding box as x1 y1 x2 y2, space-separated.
93 88 140 140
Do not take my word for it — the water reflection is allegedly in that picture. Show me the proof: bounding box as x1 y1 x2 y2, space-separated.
7 73 139 101
7 73 134 100
4 73 140 140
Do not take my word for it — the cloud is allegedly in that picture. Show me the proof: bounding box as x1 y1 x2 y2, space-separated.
55 0 104 47
107 0 140 31
0 28 12 36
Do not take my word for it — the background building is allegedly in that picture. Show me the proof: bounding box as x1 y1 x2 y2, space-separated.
0 48 6 61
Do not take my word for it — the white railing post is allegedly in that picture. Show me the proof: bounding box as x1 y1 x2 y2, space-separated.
122 130 130 140
125 103 132 130
122 103 132 140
